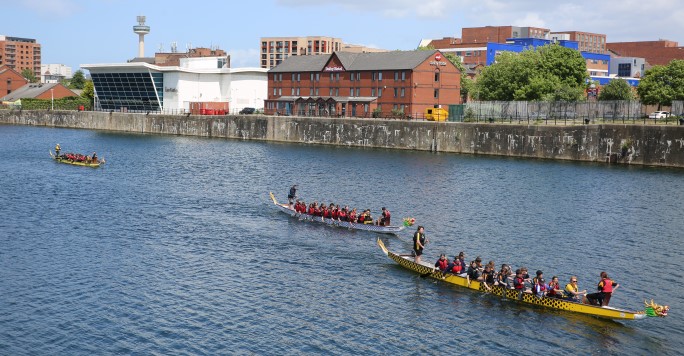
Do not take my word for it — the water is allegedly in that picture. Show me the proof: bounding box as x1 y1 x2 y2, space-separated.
0 124 682 355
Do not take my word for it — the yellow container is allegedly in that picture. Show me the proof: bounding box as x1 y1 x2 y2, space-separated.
425 107 448 121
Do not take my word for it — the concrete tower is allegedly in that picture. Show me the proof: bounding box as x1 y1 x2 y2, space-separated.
133 15 150 58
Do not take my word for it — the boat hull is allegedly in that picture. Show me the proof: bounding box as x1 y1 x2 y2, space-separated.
377 239 646 320
270 192 405 235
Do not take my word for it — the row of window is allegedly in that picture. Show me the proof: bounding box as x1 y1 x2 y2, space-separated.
271 71 413 82
272 86 440 98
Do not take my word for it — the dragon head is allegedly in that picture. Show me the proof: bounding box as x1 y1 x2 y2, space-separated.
645 299 669 317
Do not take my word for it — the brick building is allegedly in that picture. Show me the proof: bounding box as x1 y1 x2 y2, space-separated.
0 65 29 98
607 40 684 66
260 36 387 69
425 26 550 66
1 82 77 102
265 50 461 118
551 31 607 54
155 47 229 67
0 35 41 78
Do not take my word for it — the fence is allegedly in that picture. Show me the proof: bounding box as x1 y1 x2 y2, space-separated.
460 100 684 124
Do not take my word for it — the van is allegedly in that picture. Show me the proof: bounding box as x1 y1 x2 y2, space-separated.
425 107 448 121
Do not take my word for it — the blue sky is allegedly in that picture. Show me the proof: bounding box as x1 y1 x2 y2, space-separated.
5 0 684 73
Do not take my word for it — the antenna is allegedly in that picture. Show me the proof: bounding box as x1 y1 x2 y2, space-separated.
159 43 163 53
171 42 177 53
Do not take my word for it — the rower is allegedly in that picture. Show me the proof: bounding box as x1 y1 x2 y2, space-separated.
55 143 61 157
288 184 298 205
379 207 391 226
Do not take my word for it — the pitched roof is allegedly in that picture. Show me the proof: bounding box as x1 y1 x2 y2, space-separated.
269 50 438 72
1 83 74 101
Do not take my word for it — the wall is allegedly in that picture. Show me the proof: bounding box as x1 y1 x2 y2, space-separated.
2 110 683 168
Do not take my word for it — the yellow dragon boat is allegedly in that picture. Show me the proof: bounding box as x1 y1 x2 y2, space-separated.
50 151 104 168
377 239 668 320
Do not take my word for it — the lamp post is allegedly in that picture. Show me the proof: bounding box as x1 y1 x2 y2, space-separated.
50 89 54 110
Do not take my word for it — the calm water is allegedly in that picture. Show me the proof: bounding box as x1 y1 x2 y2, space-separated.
0 124 682 355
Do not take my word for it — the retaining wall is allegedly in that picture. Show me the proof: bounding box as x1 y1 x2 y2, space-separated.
2 110 684 168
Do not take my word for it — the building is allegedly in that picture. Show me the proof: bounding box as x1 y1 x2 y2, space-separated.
550 31 607 53
0 65 29 98
610 57 647 78
155 47 229 67
1 82 77 102
264 50 461 118
260 36 387 69
0 35 41 78
607 40 684 66
82 56 267 114
41 64 73 83
424 26 551 66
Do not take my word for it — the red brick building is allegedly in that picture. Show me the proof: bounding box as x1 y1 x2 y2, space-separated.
427 26 550 66
551 31 607 53
607 40 684 66
155 47 229 67
0 35 41 78
265 50 461 118
0 65 28 98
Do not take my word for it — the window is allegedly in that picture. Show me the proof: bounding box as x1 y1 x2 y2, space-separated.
297 73 301 82
371 88 375 96
310 73 314 81
400 88 405 97
350 87 354 96
273 74 278 82
401 71 406 81
296 88 300 95
315 73 320 82
434 71 440 82
316 88 319 96
279 74 283 81
335 88 339 96
378 88 382 97
356 88 360 96
378 72 382 81
394 71 399 81
336 73 340 81
278 88 282 95
618 63 632 77
310 87 314 95
434 89 439 98
330 73 334 81
273 88 277 95
394 87 398 97
291 88 295 95
351 73 355 82
372 72 376 81
330 88 334 96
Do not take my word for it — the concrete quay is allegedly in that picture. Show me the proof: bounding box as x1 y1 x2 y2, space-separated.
2 110 684 168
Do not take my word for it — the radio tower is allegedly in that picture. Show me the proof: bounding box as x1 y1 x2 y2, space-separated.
133 15 150 57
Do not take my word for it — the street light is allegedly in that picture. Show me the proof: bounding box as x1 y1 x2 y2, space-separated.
51 88 54 110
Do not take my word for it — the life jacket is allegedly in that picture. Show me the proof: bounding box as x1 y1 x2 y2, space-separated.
436 259 448 271
339 211 347 221
451 263 462 274
514 276 524 290
383 210 390 219
308 206 315 215
363 214 373 224
533 277 547 294
600 278 614 293
357 214 364 223
324 209 332 218
314 208 321 216
348 212 356 221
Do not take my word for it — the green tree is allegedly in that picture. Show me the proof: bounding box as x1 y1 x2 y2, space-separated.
475 44 588 101
21 68 38 83
598 79 634 101
70 70 86 89
637 60 684 107
81 80 94 105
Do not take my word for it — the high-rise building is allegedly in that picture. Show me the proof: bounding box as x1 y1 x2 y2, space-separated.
260 36 387 69
41 64 73 83
0 35 41 78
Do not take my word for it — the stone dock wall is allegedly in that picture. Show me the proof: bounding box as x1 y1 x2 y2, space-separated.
2 110 684 168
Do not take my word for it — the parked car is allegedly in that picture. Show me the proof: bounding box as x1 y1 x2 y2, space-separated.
648 111 671 119
239 107 255 115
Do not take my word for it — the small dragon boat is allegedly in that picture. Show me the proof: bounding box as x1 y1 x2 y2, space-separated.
377 239 669 320
270 192 406 235
50 151 104 168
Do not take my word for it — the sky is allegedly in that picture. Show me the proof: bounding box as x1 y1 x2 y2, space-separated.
5 0 684 73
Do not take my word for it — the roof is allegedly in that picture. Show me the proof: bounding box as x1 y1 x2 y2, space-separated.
269 50 438 72
1 83 73 101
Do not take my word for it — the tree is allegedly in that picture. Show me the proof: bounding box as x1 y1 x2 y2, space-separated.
81 80 94 105
598 79 634 101
70 70 86 89
21 68 38 83
474 44 588 101
637 60 684 107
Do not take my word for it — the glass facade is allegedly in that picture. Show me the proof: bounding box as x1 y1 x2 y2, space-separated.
91 72 163 112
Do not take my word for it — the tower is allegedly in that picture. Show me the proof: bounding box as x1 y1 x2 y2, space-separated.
133 16 150 58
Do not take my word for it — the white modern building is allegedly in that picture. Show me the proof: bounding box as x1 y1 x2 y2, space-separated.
82 56 267 114
41 64 73 83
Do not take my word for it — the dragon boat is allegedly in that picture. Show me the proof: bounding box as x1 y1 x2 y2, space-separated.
269 192 407 235
377 239 669 320
50 151 104 168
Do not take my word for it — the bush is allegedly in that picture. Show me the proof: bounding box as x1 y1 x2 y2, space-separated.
18 97 93 111
372 108 382 118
